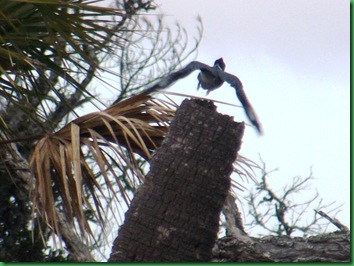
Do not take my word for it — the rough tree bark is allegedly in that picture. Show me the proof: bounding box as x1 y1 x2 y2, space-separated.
212 231 350 262
214 193 350 262
109 99 245 262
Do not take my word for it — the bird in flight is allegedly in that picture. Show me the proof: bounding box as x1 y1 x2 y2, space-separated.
144 58 262 134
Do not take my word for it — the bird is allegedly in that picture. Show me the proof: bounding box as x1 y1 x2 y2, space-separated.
197 58 226 94
144 58 263 134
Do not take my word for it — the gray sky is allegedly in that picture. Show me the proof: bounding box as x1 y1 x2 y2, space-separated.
153 0 350 229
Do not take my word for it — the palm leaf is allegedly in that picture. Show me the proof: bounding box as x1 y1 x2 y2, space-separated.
0 0 127 138
30 91 176 241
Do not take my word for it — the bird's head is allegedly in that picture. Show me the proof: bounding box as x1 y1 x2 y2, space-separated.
214 58 226 71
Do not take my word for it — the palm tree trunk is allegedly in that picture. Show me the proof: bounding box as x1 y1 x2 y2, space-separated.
109 98 245 262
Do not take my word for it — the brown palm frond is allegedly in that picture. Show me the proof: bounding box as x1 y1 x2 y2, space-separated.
231 154 261 193
29 91 176 241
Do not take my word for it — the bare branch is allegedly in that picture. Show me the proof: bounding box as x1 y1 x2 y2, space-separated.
245 163 344 237
315 210 349 233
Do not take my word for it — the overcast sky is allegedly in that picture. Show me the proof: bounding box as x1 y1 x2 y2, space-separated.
151 0 350 229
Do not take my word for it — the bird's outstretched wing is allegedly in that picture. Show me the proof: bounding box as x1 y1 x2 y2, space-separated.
216 69 263 134
143 61 214 95
142 60 262 134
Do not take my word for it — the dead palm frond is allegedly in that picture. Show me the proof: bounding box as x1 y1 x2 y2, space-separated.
29 90 176 241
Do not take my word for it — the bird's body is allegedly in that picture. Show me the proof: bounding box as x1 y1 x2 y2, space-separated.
145 58 263 134
197 58 225 94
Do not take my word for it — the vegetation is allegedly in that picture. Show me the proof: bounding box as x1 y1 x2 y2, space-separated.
0 0 202 261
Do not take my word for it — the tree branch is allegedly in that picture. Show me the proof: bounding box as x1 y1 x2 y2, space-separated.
212 231 350 262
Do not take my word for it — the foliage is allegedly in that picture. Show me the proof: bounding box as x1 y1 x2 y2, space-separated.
30 91 176 242
0 0 206 260
113 15 202 102
0 0 161 261
0 0 125 139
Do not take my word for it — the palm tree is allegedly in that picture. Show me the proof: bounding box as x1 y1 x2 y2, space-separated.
0 0 202 261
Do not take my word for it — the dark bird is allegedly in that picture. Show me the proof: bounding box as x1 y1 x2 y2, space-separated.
197 58 226 94
144 58 262 134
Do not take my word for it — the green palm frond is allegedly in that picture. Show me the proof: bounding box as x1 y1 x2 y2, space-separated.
0 0 128 137
0 0 121 72
29 90 176 241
